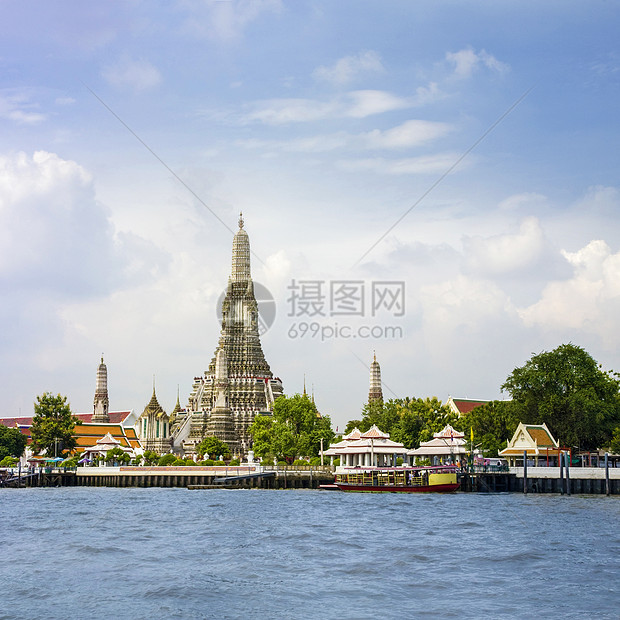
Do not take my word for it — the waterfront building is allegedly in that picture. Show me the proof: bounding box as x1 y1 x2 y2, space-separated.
80 431 136 462
138 386 172 454
499 422 561 467
410 424 468 465
324 425 410 468
368 352 383 404
177 215 283 457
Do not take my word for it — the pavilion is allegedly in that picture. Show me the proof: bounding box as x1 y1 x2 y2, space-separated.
324 425 411 469
410 424 468 466
499 422 562 467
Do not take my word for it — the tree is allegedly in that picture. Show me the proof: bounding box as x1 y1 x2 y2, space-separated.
454 400 519 456
30 393 81 456
347 397 457 449
248 394 335 462
196 436 231 460
0 425 28 460
142 450 160 465
608 427 620 455
502 344 620 451
158 453 178 466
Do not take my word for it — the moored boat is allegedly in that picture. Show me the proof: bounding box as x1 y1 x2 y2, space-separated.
331 465 460 493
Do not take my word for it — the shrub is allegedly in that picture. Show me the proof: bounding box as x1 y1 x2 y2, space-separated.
214 460 226 466
0 456 18 467
396 457 404 466
277 461 287 468
333 458 340 466
292 459 308 466
173 458 186 466
309 457 321 466
204 459 215 466
229 458 240 466
184 458 198 466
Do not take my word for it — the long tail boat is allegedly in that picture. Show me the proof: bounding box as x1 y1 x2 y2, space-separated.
326 465 460 493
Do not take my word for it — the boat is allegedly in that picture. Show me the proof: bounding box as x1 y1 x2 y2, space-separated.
329 465 460 493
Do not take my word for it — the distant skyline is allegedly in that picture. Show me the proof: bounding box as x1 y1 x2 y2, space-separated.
1 1 620 430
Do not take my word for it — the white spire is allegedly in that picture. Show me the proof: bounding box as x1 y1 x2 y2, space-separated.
231 212 251 282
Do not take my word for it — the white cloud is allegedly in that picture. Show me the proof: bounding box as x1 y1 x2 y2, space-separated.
313 51 385 86
337 152 469 176
519 240 620 341
446 47 509 79
102 57 162 92
241 90 413 125
0 90 46 124
363 120 452 149
236 119 451 154
463 216 545 276
179 0 282 41
0 150 166 296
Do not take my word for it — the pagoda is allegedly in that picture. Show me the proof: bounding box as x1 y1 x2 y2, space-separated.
368 352 383 404
181 214 283 456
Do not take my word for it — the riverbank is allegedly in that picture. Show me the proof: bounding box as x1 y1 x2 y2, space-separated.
4 465 620 493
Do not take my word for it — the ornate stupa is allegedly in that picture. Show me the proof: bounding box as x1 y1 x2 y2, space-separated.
368 352 383 404
91 356 110 423
182 214 283 456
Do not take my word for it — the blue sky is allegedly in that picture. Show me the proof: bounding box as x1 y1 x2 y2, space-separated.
1 1 619 430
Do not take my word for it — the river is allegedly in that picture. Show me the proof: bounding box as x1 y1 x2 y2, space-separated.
1 488 618 619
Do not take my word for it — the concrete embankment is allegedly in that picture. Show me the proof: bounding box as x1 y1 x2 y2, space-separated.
461 467 620 494
74 465 335 489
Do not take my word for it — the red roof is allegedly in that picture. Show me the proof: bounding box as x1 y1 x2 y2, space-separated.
451 399 488 414
0 410 132 427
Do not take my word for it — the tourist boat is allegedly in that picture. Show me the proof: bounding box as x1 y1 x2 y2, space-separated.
327 465 460 493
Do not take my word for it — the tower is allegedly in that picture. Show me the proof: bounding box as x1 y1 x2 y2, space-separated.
92 356 110 423
184 214 283 456
369 352 383 404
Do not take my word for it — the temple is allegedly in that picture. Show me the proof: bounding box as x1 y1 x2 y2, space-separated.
91 357 110 423
176 214 283 457
368 352 383 404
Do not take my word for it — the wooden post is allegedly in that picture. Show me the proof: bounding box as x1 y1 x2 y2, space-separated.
565 452 571 496
523 450 527 494
605 452 610 497
559 450 564 495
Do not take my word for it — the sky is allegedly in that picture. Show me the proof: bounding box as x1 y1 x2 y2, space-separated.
1 0 620 431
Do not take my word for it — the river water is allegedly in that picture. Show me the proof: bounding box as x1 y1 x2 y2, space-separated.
1 488 618 619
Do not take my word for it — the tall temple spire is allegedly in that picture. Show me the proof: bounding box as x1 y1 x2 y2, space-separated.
369 351 383 404
231 211 251 282
185 215 283 457
92 355 110 423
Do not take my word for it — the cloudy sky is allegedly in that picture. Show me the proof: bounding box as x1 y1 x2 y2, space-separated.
1 1 619 430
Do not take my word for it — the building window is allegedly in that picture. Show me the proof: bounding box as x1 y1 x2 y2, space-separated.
156 420 160 438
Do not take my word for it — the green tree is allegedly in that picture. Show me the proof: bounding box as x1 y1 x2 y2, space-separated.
143 450 160 465
196 436 231 460
0 425 28 460
454 400 518 456
347 397 457 449
609 427 620 454
502 344 620 451
30 393 81 456
158 453 178 466
249 394 335 461
105 447 130 465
